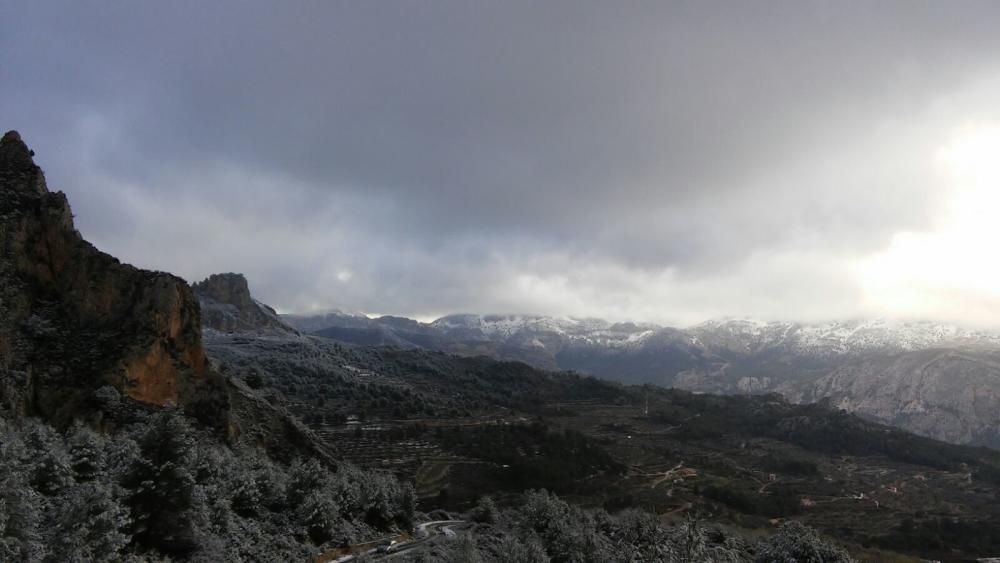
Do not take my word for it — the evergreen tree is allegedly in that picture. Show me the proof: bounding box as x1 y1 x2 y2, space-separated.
46 482 131 563
123 412 208 555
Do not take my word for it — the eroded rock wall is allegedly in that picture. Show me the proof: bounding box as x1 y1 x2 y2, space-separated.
0 130 209 423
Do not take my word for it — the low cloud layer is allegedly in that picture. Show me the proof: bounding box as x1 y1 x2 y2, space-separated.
5 2 1000 326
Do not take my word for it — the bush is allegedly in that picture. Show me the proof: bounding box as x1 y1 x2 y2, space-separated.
756 521 854 563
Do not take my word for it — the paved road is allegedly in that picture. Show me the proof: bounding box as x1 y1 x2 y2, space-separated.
378 520 468 560
327 520 467 562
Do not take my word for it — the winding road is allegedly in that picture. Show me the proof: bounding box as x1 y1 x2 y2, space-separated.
320 520 467 562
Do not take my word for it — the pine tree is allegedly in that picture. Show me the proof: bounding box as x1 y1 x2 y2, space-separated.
47 482 131 562
123 412 208 555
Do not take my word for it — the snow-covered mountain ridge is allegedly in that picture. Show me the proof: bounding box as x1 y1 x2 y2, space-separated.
286 311 1000 359
431 314 662 348
425 314 1000 355
283 310 1000 447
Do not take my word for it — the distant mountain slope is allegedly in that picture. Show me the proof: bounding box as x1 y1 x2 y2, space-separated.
283 310 371 333
690 318 1000 358
286 311 1000 446
791 348 1000 448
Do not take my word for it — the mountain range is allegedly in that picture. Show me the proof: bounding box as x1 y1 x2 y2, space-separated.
282 312 1000 446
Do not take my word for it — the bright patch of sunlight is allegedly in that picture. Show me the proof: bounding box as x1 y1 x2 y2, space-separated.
856 124 1000 323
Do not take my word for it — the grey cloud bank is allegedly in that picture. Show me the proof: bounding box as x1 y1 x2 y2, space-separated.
5 1 1000 326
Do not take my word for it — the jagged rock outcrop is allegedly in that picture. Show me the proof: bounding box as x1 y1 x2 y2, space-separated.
193 273 295 334
0 131 217 424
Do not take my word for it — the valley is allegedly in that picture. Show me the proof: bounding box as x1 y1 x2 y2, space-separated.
204 328 1000 561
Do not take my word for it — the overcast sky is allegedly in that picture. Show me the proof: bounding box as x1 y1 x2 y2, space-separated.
5 1 1000 326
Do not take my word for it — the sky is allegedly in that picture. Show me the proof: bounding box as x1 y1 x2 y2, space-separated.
5 1 1000 326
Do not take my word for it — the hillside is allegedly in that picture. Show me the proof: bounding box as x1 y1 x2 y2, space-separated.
287 312 1000 446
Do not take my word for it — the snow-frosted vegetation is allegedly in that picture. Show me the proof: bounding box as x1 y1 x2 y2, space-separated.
0 410 414 562
401 491 854 562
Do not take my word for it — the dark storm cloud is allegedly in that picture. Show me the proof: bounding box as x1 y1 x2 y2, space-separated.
5 1 1000 323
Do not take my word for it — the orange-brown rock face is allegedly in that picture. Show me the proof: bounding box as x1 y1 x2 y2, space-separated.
125 341 180 405
0 130 213 422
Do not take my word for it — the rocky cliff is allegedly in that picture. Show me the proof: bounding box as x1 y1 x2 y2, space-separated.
193 273 295 334
0 131 218 425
